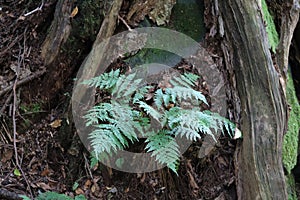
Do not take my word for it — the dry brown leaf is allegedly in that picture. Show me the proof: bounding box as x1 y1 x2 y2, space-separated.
70 6 78 18
41 168 50 176
36 182 52 190
75 187 84 195
124 187 130 193
84 179 92 189
91 182 99 193
49 119 62 128
1 149 13 162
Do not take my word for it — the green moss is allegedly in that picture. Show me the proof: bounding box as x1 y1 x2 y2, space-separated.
72 0 104 41
286 173 298 200
261 0 279 52
169 0 205 42
283 73 300 174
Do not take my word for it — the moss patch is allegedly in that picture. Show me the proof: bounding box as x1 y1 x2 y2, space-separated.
283 73 300 174
286 173 298 200
261 0 279 52
169 0 205 42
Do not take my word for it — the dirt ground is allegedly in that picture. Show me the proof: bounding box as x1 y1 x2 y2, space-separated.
0 1 238 199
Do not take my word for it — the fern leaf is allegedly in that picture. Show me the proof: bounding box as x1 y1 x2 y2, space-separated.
84 103 113 126
112 73 143 98
170 73 199 88
183 73 199 83
154 89 164 108
145 132 180 174
97 124 129 147
133 85 151 103
81 69 120 89
172 126 201 141
166 87 208 105
89 128 123 154
137 101 162 122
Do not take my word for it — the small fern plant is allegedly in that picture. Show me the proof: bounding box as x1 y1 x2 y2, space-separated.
82 69 236 173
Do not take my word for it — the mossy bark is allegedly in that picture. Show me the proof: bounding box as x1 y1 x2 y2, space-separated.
215 0 298 199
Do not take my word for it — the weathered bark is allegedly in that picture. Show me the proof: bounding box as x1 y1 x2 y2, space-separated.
216 0 290 199
41 0 73 66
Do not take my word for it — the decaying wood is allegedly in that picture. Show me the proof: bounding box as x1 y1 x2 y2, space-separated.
41 0 74 66
72 0 123 144
215 0 289 199
276 0 300 81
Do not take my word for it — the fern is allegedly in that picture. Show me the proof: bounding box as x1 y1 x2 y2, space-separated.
137 101 162 122
86 101 141 156
112 72 143 99
154 87 208 108
34 191 87 200
83 70 237 174
81 69 120 90
145 131 180 173
170 73 199 88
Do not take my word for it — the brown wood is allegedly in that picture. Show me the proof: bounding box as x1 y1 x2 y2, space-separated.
216 0 290 199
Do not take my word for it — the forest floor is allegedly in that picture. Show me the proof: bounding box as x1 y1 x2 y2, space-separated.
0 1 238 199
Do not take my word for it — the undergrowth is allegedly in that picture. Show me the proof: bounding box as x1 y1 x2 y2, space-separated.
83 69 236 173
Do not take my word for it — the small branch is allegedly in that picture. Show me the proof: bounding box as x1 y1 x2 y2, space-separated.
83 153 94 179
0 69 46 97
12 30 33 199
0 92 13 116
24 0 44 17
0 35 22 57
118 15 132 31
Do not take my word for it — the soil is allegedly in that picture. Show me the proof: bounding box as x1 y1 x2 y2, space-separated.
0 1 237 199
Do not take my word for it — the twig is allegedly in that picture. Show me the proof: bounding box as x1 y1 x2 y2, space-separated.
0 92 13 116
12 29 33 199
24 0 44 17
0 69 46 97
0 35 22 57
118 14 132 31
83 153 94 180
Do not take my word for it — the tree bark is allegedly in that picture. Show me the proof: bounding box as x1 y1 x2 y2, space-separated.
215 0 296 199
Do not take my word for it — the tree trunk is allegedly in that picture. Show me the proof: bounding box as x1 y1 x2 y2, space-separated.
212 0 299 199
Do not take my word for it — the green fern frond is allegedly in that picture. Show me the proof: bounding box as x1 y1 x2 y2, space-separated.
137 101 162 122
172 126 201 141
89 128 123 154
166 86 208 105
84 103 113 126
84 70 236 174
145 131 180 174
81 69 120 89
133 85 152 103
154 87 207 108
202 110 236 137
112 73 143 99
167 108 235 142
170 73 199 88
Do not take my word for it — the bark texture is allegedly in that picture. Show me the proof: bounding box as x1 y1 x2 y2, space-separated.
217 0 289 199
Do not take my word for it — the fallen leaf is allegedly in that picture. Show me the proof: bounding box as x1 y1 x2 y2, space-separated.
124 187 130 193
75 187 84 195
84 179 91 189
49 119 62 128
14 168 21 176
70 6 78 18
41 168 50 176
36 182 52 190
1 149 13 162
